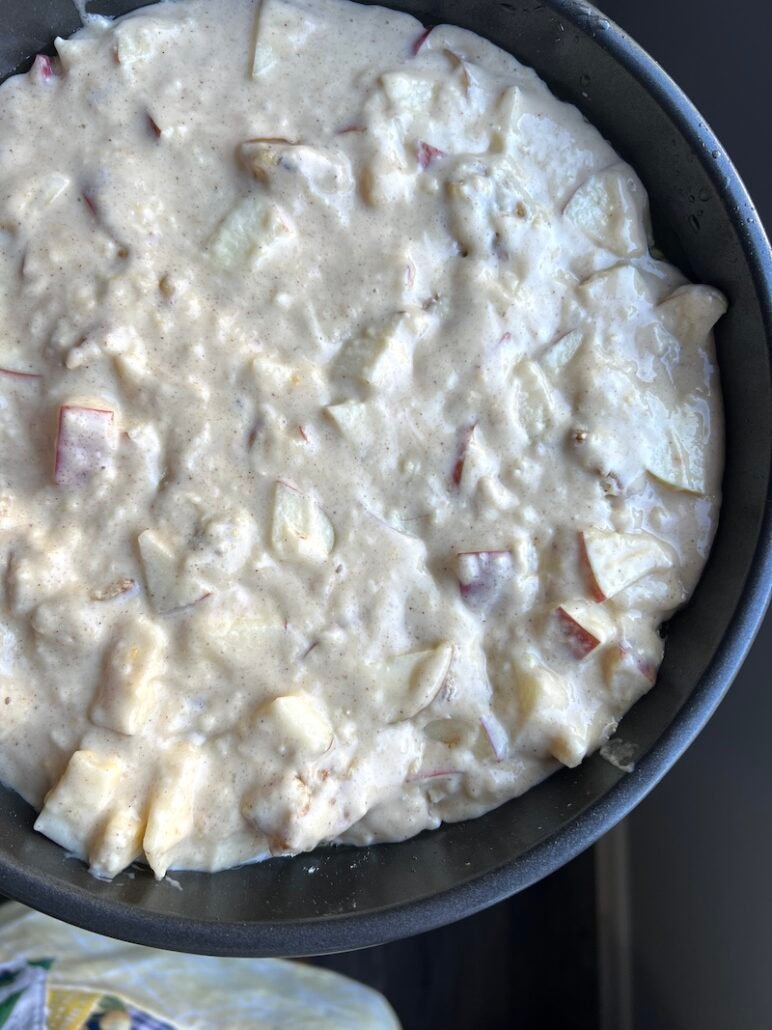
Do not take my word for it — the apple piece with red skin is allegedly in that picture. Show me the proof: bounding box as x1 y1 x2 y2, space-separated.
411 26 434 55
579 528 673 601
54 404 116 487
417 141 446 170
481 713 508 760
456 550 514 609
30 55 58 84
451 421 477 487
554 600 614 659
602 643 660 707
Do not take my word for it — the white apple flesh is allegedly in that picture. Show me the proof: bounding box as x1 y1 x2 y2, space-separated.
54 404 115 487
580 528 672 601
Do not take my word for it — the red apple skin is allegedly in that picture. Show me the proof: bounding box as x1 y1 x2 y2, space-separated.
417 141 446 170
82 192 98 218
555 606 601 659
617 644 658 685
457 549 513 608
31 55 56 82
578 531 606 602
411 26 434 55
451 422 477 487
0 368 41 381
480 714 508 760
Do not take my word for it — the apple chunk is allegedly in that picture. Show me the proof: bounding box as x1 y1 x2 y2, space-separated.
656 284 727 347
456 550 513 610
581 528 673 601
417 141 446 169
555 600 614 659
54 404 116 487
271 481 335 563
564 164 648 257
89 615 166 735
254 693 333 758
252 0 318 78
34 750 124 859
208 194 293 270
541 329 584 377
137 529 209 614
602 644 660 708
376 643 453 723
645 406 708 494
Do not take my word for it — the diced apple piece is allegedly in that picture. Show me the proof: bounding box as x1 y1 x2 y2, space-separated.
208 194 293 270
451 421 477 487
581 528 673 600
481 712 509 760
252 0 319 77
656 284 727 346
189 592 284 666
377 643 453 723
541 329 584 376
30 54 58 83
555 600 615 659
516 655 569 720
137 529 208 614
255 693 333 758
417 141 446 169
324 400 374 448
602 644 659 707
89 808 146 880
242 771 320 854
112 14 185 71
456 550 514 609
514 655 588 767
411 26 434 55
511 360 566 438
335 309 429 390
89 616 166 735
578 263 649 311
34 750 124 859
564 164 648 257
491 85 522 146
271 481 335 563
54 404 116 487
645 405 709 494
143 741 204 879
239 140 353 194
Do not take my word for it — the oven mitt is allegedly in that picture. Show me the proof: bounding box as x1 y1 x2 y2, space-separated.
0 902 400 1029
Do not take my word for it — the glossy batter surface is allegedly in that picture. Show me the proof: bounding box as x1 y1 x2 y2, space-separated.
0 0 725 878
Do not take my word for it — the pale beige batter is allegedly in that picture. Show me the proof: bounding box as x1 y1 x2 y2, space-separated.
0 0 725 878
